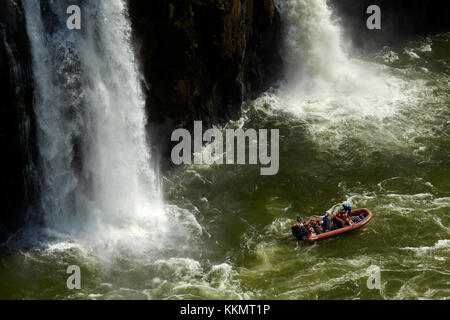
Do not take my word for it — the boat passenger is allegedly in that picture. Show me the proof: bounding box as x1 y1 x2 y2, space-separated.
342 211 354 226
337 211 353 227
295 215 304 227
308 220 322 234
307 224 316 237
322 213 330 231
313 220 324 233
342 204 352 215
334 211 346 228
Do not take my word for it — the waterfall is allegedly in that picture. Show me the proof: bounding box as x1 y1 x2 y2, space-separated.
270 0 406 122
23 0 165 239
278 0 385 95
281 0 350 91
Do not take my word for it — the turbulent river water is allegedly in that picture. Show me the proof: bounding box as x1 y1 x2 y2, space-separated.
1 0 449 299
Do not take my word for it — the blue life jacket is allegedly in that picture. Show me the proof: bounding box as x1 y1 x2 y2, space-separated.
323 215 329 228
343 204 352 213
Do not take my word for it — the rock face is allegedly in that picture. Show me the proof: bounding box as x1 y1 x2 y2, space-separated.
128 0 282 159
0 0 36 242
331 0 450 50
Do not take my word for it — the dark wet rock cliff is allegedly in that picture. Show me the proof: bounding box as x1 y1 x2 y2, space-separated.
0 0 37 242
128 0 282 158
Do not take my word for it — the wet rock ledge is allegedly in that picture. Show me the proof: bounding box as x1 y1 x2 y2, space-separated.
128 0 283 157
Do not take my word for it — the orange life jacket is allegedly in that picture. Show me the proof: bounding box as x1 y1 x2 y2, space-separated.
335 213 346 225
313 221 322 231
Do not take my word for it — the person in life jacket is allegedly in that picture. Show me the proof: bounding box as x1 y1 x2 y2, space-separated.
306 223 316 237
342 204 355 225
342 204 352 215
306 219 322 234
343 212 354 226
295 215 304 227
313 220 323 234
322 213 330 231
337 210 353 227
334 211 347 228
297 215 313 233
292 215 308 239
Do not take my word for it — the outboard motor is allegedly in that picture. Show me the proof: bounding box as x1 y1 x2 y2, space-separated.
292 225 308 240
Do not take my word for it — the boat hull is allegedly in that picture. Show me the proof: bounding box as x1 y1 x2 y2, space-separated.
304 208 373 243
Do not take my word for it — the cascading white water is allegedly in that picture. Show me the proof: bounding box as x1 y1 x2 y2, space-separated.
279 0 395 96
266 0 417 142
23 0 166 241
281 0 350 92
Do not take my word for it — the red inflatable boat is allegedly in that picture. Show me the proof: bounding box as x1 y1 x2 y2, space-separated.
292 208 373 243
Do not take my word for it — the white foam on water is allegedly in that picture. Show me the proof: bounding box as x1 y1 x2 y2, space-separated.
401 239 450 256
